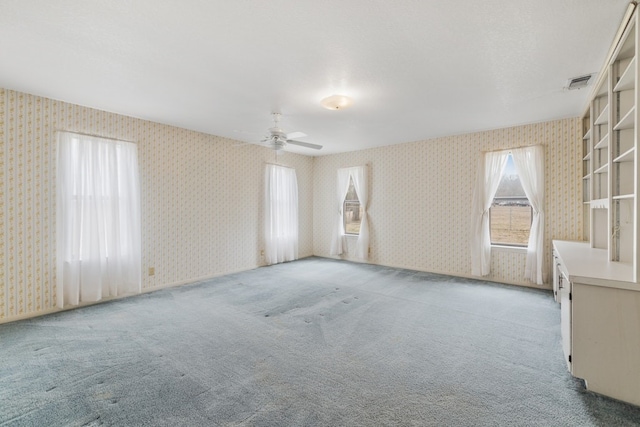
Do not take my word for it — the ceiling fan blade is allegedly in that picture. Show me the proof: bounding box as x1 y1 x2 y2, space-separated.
287 140 323 150
286 131 307 140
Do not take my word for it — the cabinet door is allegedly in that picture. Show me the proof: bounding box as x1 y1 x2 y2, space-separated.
572 283 640 406
559 273 572 372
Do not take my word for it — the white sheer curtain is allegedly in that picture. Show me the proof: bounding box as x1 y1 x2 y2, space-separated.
264 164 298 265
329 168 352 255
470 150 509 277
350 166 369 260
56 132 141 307
512 146 545 284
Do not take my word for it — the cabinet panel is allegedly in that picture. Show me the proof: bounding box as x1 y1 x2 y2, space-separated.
572 283 640 406
615 88 635 124
592 208 609 249
612 128 634 161
613 199 634 262
612 158 634 197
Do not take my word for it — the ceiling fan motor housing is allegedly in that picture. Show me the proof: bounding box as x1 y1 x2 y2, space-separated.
271 135 286 150
269 127 286 137
268 127 287 150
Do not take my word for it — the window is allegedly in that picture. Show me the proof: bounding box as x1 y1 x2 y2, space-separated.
331 165 369 259
264 164 298 265
57 132 141 307
472 146 544 283
490 154 532 246
343 176 363 235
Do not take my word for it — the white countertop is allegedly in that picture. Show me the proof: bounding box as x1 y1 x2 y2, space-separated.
553 240 639 291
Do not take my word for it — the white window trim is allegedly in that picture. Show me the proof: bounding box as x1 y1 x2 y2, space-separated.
491 244 527 253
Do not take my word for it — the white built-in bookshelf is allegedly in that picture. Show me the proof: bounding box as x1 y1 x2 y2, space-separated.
581 12 640 277
554 5 640 408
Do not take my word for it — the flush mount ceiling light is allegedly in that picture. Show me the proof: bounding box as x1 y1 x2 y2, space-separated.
320 94 354 110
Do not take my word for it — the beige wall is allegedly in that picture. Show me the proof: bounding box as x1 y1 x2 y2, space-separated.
0 88 314 323
0 86 583 323
313 118 583 287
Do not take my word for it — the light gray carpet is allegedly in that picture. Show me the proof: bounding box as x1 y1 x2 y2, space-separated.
2 257 640 426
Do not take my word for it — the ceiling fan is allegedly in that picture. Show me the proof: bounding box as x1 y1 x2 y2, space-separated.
260 113 322 153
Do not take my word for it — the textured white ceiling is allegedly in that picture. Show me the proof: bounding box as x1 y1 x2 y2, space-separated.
0 1 631 155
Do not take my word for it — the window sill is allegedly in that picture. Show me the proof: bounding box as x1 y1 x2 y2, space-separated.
491 245 527 253
345 234 359 238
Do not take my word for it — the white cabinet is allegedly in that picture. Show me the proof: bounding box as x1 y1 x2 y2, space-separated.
553 241 640 406
572 283 640 406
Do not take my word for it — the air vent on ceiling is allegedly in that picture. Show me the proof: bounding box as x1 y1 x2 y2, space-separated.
566 74 595 90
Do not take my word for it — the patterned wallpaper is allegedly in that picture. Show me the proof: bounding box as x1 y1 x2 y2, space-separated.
1 86 581 322
313 119 583 288
0 88 314 322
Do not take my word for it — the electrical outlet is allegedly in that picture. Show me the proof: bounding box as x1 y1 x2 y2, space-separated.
260 250 264 256
148 267 155 276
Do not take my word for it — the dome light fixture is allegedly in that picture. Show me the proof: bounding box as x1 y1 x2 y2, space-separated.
320 94 354 110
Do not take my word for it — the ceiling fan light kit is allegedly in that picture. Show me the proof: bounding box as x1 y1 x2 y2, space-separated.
320 94 354 110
